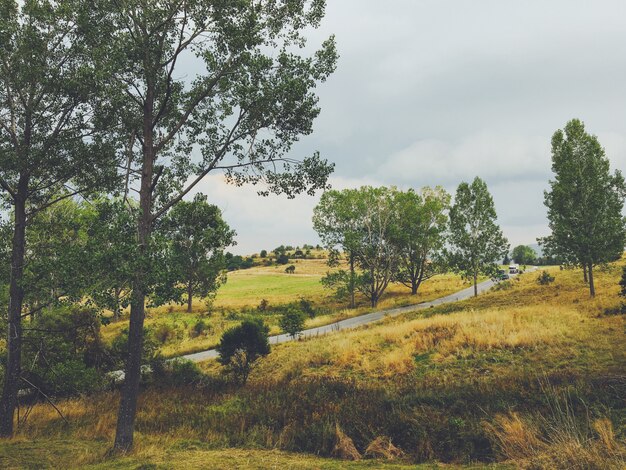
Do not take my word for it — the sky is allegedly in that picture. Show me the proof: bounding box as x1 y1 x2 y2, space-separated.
191 0 626 255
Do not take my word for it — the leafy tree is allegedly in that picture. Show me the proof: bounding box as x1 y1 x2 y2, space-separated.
503 253 510 265
260 250 268 258
279 307 306 339
313 188 366 308
285 265 296 274
160 194 235 313
0 0 118 435
276 253 290 265
511 245 537 265
447 177 509 297
93 1 336 451
541 119 626 297
391 187 450 295
216 319 270 385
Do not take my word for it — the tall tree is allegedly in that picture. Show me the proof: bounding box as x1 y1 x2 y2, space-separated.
313 188 364 308
542 119 626 297
448 177 509 296
0 0 117 436
92 1 336 451
391 187 450 295
160 193 235 313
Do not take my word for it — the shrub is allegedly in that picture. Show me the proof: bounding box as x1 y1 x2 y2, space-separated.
285 264 295 274
190 319 210 338
537 270 555 285
151 358 205 387
279 307 306 339
154 323 177 344
258 299 269 312
491 280 513 291
216 319 270 385
276 253 289 265
299 298 316 318
21 306 109 396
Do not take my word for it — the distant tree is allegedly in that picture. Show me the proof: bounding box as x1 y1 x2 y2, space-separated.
279 308 306 339
160 194 235 312
260 250 268 258
217 319 270 385
285 265 296 274
276 253 290 265
511 245 537 265
541 119 626 297
503 253 510 265
391 187 450 295
448 177 509 296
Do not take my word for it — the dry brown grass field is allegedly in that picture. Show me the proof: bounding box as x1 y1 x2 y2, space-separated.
2 260 625 469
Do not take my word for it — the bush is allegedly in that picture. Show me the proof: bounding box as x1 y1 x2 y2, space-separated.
285 264 295 274
21 306 109 396
216 319 270 385
491 280 513 291
279 307 306 339
151 358 205 387
299 298 316 318
276 253 289 265
537 271 555 285
190 319 210 338
258 299 269 312
154 323 177 344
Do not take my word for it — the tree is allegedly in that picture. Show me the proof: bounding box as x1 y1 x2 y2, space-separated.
503 253 510 265
94 1 336 451
511 245 537 265
160 194 235 313
260 250 268 258
313 189 365 308
541 119 626 297
0 1 118 436
279 307 306 339
216 319 270 385
448 177 509 296
391 187 450 295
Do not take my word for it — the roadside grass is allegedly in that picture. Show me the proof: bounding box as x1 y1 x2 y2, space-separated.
100 259 473 358
12 261 625 468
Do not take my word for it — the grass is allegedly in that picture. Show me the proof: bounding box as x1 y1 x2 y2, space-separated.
100 258 474 358
6 261 625 468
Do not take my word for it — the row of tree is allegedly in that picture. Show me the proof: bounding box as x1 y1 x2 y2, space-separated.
313 178 510 307
0 0 336 449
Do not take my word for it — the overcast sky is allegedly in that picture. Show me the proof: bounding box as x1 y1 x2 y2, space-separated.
192 0 626 255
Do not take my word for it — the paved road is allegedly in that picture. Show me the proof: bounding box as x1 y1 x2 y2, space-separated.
182 273 514 363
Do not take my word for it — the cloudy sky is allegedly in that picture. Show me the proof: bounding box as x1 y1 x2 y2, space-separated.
192 0 626 255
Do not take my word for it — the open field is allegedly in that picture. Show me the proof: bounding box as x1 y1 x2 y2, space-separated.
7 260 625 468
101 258 475 357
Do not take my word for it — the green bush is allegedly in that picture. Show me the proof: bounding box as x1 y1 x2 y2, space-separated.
217 319 270 385
154 323 177 344
151 358 204 387
110 326 160 369
299 298 316 318
279 307 306 339
190 319 210 338
537 270 555 285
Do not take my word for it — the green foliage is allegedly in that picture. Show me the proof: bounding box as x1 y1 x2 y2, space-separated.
537 270 556 285
285 264 296 274
257 299 270 312
225 253 255 271
216 319 270 385
299 298 316 319
541 119 626 295
21 307 109 396
110 327 160 369
276 253 290 265
260 250 267 258
447 177 509 294
511 245 537 265
150 358 205 388
279 308 306 339
159 194 235 311
189 319 210 339
391 187 450 295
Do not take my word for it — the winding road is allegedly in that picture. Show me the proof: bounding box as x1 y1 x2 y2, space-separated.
182 274 512 363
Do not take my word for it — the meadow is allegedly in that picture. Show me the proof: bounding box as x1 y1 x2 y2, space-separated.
101 258 474 357
2 260 624 468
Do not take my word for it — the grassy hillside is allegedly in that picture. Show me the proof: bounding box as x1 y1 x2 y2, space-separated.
101 258 474 357
4 261 625 468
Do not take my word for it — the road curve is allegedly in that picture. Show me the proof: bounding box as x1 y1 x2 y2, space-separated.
182 274 511 363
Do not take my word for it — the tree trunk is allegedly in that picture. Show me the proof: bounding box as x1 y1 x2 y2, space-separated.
113 287 122 321
349 252 355 309
0 186 28 437
187 279 193 313
583 264 588 283
473 270 478 297
588 263 595 297
114 86 155 452
411 282 418 295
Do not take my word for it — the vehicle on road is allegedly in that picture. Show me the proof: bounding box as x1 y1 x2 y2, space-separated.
509 264 519 274
494 269 510 281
